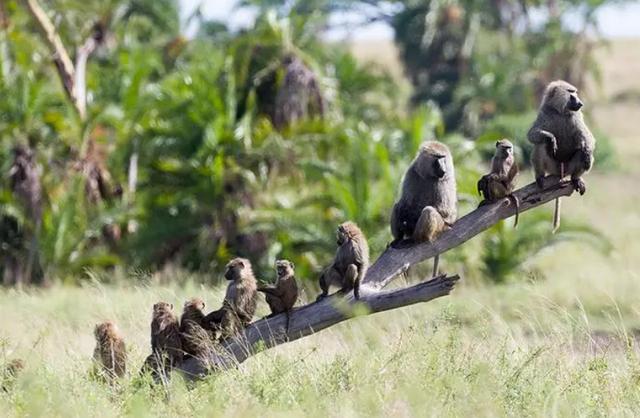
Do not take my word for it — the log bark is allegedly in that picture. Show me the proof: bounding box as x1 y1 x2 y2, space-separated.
179 178 575 379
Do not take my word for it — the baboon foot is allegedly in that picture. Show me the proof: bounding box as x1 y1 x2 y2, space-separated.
315 293 328 302
572 178 586 195
536 176 545 189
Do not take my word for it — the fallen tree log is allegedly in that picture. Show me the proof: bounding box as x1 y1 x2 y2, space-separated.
179 178 575 379
180 274 459 377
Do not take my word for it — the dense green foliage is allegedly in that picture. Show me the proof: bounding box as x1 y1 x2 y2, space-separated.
0 0 618 286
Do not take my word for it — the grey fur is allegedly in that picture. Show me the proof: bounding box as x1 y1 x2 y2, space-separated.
528 80 595 231
477 139 520 226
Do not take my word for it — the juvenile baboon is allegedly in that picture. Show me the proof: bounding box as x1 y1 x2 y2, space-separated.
317 221 369 301
258 259 299 330
528 80 595 232
477 139 520 226
390 141 457 275
202 258 258 340
180 297 214 358
146 302 184 372
92 321 127 380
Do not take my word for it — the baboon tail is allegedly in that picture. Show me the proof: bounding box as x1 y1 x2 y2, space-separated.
432 254 440 278
509 194 520 228
552 197 561 233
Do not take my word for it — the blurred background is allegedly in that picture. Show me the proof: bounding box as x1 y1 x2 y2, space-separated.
0 0 637 288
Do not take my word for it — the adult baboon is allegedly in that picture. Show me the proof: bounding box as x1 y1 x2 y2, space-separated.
528 80 595 231
390 141 457 275
203 258 258 340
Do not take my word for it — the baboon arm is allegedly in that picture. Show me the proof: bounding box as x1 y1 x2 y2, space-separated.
527 125 555 145
257 285 282 297
203 308 225 325
390 203 402 240
355 261 366 282
507 162 518 183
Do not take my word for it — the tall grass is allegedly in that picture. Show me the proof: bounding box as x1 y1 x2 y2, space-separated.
2 266 640 417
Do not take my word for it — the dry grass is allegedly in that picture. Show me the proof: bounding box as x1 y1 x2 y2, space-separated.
1 39 640 417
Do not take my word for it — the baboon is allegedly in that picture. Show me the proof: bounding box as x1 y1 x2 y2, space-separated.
180 297 214 358
528 80 595 232
258 259 299 330
202 258 258 340
477 139 520 227
1 359 24 392
92 321 127 380
140 302 182 381
317 221 369 301
390 141 457 276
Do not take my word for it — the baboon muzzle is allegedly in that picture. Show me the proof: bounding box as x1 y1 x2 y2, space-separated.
433 158 447 178
568 96 583 111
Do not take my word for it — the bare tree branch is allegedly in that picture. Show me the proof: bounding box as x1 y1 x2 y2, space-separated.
20 0 78 113
21 0 105 120
179 178 576 379
74 36 97 119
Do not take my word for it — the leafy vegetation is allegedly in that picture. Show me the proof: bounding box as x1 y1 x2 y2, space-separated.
0 0 623 286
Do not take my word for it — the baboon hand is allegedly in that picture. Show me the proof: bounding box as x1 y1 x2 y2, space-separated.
572 177 586 195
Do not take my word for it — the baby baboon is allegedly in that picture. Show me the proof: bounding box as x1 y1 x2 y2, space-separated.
390 141 457 275
258 259 299 330
92 321 127 381
528 80 595 231
203 258 258 340
180 297 214 358
317 221 369 301
477 139 520 226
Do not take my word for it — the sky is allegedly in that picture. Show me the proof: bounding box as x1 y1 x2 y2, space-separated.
179 0 640 40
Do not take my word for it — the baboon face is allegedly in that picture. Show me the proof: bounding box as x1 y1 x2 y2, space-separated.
94 321 117 339
544 81 583 113
184 297 205 312
276 260 294 278
153 302 173 315
416 149 447 179
336 225 348 245
224 258 246 281
495 139 514 158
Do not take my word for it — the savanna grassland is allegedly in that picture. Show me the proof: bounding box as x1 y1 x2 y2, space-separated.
1 37 640 417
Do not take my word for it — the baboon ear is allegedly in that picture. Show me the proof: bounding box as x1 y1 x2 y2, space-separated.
289 261 295 269
237 260 245 269
170 303 174 310
495 141 500 148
